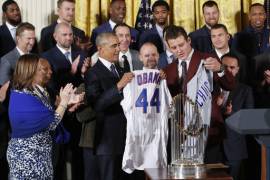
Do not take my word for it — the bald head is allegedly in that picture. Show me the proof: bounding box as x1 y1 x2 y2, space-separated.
53 22 73 50
139 42 159 69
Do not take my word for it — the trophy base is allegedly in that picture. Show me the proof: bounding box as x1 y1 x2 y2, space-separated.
168 164 207 179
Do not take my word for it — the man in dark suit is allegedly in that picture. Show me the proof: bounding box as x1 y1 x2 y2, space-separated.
90 0 139 54
41 22 87 180
0 0 21 58
113 23 143 72
210 24 247 83
252 52 270 108
189 1 220 53
0 22 36 86
233 3 269 58
163 25 235 163
233 3 270 87
216 53 254 180
139 0 170 54
40 0 88 53
85 32 133 180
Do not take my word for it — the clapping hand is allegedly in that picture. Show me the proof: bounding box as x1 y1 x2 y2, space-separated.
81 57 91 76
0 81 10 102
71 55 80 75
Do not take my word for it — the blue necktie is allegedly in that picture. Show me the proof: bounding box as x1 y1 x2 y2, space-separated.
64 51 71 63
110 64 119 78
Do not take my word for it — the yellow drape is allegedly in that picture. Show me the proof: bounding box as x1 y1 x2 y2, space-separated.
75 0 264 37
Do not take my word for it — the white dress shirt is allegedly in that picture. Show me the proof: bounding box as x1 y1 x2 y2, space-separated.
6 22 17 41
177 49 194 78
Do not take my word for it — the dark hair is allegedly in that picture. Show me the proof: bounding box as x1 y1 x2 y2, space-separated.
110 0 125 6
57 0 75 8
12 54 40 90
221 52 240 66
164 25 188 42
2 0 18 12
16 22 35 37
202 1 218 12
211 23 228 33
249 3 265 11
152 0 170 12
113 23 130 33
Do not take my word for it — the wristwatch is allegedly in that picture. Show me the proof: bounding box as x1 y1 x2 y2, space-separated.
218 64 225 73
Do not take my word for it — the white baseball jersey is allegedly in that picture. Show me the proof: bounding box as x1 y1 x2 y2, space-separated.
121 69 172 173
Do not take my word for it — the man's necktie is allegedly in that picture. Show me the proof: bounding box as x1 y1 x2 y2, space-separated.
11 28 16 41
64 51 71 63
110 64 119 78
180 61 187 92
122 55 131 72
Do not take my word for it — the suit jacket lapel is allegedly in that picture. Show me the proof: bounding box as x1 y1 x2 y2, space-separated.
186 51 201 82
96 59 121 80
3 24 15 44
54 47 71 67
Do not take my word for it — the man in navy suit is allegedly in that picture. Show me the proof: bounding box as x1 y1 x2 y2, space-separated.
217 53 254 180
189 1 220 53
41 22 88 180
90 0 139 54
139 0 170 54
233 3 270 88
40 0 88 53
0 0 21 58
85 32 133 180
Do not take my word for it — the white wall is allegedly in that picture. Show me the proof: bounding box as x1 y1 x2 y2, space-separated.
0 0 57 40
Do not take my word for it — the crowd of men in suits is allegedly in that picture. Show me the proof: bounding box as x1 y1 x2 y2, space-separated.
0 0 270 180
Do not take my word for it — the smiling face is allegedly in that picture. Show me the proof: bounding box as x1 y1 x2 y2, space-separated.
139 43 159 69
114 25 131 52
203 5 219 27
98 35 120 63
17 30 36 53
249 5 266 30
33 59 52 87
4 3 21 26
109 0 126 24
211 27 230 50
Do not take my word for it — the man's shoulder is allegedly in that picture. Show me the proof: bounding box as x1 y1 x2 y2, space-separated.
71 25 85 36
2 48 19 60
0 24 7 32
92 22 111 33
130 49 139 55
189 25 208 37
41 47 59 58
41 22 57 34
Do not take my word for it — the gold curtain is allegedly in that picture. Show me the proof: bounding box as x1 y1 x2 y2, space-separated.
75 0 264 37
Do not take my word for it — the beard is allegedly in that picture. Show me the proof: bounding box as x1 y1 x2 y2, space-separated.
7 17 21 26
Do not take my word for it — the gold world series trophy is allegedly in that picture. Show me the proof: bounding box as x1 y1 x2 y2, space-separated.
168 93 208 179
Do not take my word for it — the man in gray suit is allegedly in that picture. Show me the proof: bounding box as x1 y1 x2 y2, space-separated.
0 22 36 85
113 23 143 72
